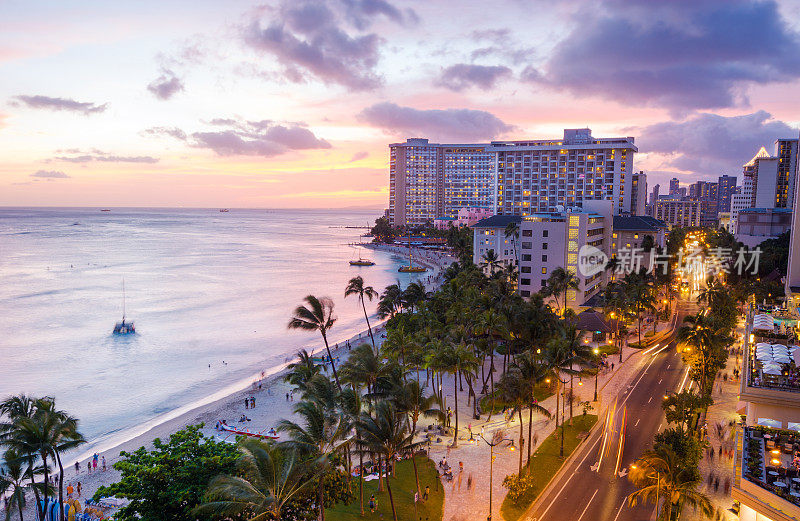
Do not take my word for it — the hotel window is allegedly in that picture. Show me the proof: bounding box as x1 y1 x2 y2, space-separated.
521 278 531 285
522 242 532 249
542 255 547 262
522 254 532 261
542 243 548 250
541 267 547 274
522 229 532 237
521 266 531 273
543 230 549 237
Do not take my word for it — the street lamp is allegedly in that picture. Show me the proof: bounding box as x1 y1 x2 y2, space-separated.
593 347 600 402
631 461 661 518
480 430 515 521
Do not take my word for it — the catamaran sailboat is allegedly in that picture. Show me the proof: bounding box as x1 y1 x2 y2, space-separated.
398 236 427 273
349 246 375 266
113 280 135 335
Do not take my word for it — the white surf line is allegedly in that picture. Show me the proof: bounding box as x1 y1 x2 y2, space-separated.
576 489 600 521
536 432 603 521
612 500 627 521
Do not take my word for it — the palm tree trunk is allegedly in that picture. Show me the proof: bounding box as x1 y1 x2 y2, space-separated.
361 297 375 349
560 386 566 457
569 375 574 426
40 454 49 521
452 371 459 447
17 491 25 521
386 475 398 521
378 454 384 492
318 482 326 521
411 454 421 497
320 330 341 389
27 454 41 521
359 438 364 516
56 451 66 521
518 409 524 474
527 403 533 470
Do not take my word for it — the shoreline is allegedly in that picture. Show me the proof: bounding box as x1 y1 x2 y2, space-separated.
57 249 454 504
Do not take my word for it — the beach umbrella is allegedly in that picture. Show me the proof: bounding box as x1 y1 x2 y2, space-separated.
763 365 783 375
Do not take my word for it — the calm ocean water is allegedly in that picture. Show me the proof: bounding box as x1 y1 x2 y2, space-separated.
0 207 426 450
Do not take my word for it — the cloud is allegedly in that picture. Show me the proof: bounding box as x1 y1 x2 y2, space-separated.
53 152 159 164
636 110 798 176
147 69 184 100
12 95 107 115
527 0 800 111
437 64 512 91
349 151 369 162
31 170 69 179
142 126 188 140
190 119 331 157
242 0 413 90
468 29 535 65
358 102 514 142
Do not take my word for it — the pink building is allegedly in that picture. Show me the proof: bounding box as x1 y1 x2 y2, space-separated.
433 217 456 230
457 207 493 227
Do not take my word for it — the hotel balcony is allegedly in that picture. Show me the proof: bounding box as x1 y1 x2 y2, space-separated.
733 426 800 521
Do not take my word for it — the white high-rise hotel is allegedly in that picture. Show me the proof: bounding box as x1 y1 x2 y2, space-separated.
388 129 642 227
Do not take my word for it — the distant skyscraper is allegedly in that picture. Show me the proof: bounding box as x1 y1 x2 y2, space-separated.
649 184 660 206
669 178 680 195
716 175 737 213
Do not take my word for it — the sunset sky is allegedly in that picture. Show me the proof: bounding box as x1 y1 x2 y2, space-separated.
3 0 800 208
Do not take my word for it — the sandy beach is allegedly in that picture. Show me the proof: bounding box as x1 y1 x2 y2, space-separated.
45 249 455 510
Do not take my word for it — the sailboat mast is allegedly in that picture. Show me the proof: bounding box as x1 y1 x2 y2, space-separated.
122 279 126 322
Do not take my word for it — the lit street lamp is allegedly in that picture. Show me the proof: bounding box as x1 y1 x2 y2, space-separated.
480 430 515 521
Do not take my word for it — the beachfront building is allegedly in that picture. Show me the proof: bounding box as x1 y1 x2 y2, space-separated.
387 129 640 226
433 216 455 230
734 208 792 248
735 312 800 521
517 200 613 306
472 215 523 275
653 199 703 228
456 207 493 227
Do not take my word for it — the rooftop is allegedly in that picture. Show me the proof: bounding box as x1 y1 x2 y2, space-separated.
472 215 523 228
612 215 667 231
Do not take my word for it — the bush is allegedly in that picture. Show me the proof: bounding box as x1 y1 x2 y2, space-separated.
502 472 536 505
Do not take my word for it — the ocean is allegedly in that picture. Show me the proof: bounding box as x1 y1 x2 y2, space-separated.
0 207 429 451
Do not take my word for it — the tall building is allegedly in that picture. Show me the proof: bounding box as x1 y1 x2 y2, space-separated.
669 178 680 195
777 138 799 208
388 139 496 227
630 171 646 216
388 129 640 226
742 140 799 212
717 174 737 213
472 215 522 274
654 199 703 228
649 183 660 206
516 200 613 305
688 180 719 224
782 131 800 303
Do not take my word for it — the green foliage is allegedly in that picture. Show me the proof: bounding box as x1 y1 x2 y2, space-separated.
370 216 399 243
94 424 239 521
502 472 536 505
662 390 712 431
653 427 704 481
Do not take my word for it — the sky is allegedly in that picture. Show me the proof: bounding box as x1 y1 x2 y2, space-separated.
2 0 800 208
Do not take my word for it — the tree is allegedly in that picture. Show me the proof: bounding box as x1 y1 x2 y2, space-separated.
95 425 239 521
505 221 520 265
662 390 712 432
288 295 341 389
0 449 34 521
402 281 429 312
620 272 656 349
193 438 319 520
543 267 580 314
677 312 729 396
377 284 404 319
628 445 720 521
497 367 551 474
345 276 378 349
480 249 502 276
357 401 422 521
513 351 553 467
285 349 323 393
370 216 397 243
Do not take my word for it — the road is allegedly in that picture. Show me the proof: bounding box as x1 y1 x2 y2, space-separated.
524 299 698 521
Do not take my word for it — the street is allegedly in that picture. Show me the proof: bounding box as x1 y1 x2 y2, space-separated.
524 299 698 521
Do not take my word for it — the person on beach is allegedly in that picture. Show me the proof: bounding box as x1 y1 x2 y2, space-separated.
102 456 106 471
77 482 82 497
286 392 289 401
423 485 430 501
86 460 91 474
75 461 79 474
244 397 249 409
368 494 377 513
250 396 255 408
93 458 97 471
67 482 74 497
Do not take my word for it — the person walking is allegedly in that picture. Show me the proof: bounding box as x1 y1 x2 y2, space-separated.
368 494 377 513
244 397 249 409
102 456 107 471
74 461 79 474
77 482 82 497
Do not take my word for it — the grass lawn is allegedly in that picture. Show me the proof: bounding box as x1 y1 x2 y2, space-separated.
327 455 444 521
500 414 598 521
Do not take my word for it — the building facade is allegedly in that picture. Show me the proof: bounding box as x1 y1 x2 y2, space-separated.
717 174 738 213
734 208 792 247
388 129 640 226
472 215 523 275
654 199 703 228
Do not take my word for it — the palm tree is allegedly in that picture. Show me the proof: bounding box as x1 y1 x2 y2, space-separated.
340 342 392 396
345 276 378 348
288 295 341 389
677 312 716 396
431 341 479 447
377 284 404 319
621 272 656 349
0 449 32 521
357 401 422 521
391 379 441 495
513 351 553 467
285 349 323 393
543 267 580 314
697 278 726 310
628 446 721 521
402 281 429 312
480 249 502 276
278 385 349 521
504 221 520 265
193 439 320 520
497 367 551 474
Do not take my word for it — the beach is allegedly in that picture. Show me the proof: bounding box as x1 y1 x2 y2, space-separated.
51 248 455 509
